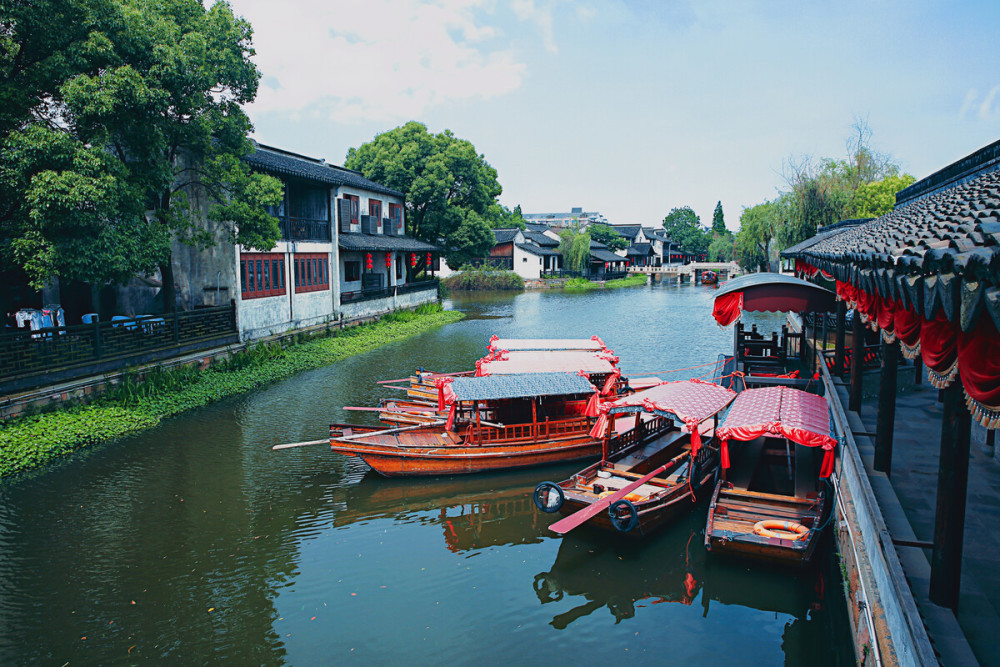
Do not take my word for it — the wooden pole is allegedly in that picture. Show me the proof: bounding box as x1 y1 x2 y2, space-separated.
812 313 819 374
834 301 847 379
914 356 923 385
849 312 864 413
874 339 899 475
929 381 972 612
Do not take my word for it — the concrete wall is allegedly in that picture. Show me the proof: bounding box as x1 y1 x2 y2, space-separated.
339 288 438 320
513 245 543 280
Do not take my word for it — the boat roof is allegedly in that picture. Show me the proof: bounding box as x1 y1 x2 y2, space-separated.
487 336 607 352
716 385 836 449
606 379 736 425
448 373 596 402
476 350 618 376
713 272 836 326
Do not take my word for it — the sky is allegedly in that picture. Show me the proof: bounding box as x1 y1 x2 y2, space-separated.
225 0 1000 231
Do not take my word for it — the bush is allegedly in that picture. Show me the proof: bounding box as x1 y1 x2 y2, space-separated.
441 267 524 291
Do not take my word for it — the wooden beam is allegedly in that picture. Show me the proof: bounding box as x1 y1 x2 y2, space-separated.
874 339 899 475
834 301 847 379
849 311 864 413
929 381 972 612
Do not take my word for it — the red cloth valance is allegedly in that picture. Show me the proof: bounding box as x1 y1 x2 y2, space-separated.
920 312 959 388
836 280 858 306
712 291 743 326
876 296 896 336
796 259 818 277
959 315 1000 427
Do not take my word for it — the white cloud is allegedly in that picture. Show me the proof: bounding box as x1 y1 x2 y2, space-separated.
958 88 977 120
226 0 529 123
979 85 1000 120
511 0 558 53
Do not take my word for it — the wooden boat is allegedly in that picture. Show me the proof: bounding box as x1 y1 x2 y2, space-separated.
475 348 626 396
330 372 604 476
704 385 836 566
535 380 737 537
701 270 718 285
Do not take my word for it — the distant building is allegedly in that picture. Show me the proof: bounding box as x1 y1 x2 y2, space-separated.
522 207 609 228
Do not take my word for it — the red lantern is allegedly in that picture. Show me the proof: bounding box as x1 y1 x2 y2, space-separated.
605 262 609 270
365 253 373 270
426 252 432 265
385 252 392 268
411 253 417 267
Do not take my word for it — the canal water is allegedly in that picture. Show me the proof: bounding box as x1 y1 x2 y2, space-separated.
0 283 854 665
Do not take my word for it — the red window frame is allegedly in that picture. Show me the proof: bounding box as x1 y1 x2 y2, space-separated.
389 202 403 233
368 199 382 219
345 194 360 224
240 253 286 299
294 253 330 293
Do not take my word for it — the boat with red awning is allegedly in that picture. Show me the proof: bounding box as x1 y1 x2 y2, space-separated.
534 379 736 537
330 372 604 476
704 385 836 566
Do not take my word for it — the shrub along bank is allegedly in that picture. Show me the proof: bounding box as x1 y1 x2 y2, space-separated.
0 304 464 478
441 267 525 291
564 274 647 290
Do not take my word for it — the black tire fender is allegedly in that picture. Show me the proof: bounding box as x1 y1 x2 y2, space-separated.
533 482 564 513
608 499 639 532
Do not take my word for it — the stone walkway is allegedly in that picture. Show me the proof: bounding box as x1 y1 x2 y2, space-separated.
837 373 998 666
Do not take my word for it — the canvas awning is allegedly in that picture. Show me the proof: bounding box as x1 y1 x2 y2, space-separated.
475 350 618 376
444 372 596 403
715 386 836 477
588 379 736 455
487 335 607 353
712 273 836 326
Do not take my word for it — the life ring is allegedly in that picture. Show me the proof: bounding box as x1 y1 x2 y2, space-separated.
753 519 809 540
608 499 639 533
533 482 564 513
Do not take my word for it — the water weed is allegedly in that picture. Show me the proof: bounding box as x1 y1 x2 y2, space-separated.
0 307 464 478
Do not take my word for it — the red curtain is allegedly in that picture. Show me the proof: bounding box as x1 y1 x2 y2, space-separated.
876 296 896 334
796 260 818 277
712 292 743 326
920 311 959 388
836 280 858 305
959 315 1000 426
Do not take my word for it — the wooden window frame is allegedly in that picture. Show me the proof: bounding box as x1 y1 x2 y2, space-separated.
294 253 330 293
345 194 360 224
240 252 286 299
345 260 361 282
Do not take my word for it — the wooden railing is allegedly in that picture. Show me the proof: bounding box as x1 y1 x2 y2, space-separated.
0 305 237 391
473 416 591 444
605 415 674 460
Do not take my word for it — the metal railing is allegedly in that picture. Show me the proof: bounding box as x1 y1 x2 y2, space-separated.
339 280 439 305
280 216 331 242
0 305 237 389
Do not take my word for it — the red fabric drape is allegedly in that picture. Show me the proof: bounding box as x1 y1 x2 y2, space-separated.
856 288 879 326
436 377 455 411
894 303 921 350
920 311 959 388
712 292 743 326
876 296 896 335
585 390 601 417
796 260 819 277
601 369 621 396
836 280 858 306
959 315 1000 427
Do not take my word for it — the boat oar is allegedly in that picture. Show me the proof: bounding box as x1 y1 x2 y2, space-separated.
344 405 439 413
548 462 672 535
337 420 447 442
271 438 327 451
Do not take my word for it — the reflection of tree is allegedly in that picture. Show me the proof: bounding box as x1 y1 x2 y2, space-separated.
532 522 705 629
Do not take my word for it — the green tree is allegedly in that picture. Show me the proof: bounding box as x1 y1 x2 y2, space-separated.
345 121 502 269
734 200 783 271
711 201 726 234
588 223 628 251
558 228 591 272
707 233 734 262
853 173 916 218
487 203 526 230
662 206 709 255
0 0 283 309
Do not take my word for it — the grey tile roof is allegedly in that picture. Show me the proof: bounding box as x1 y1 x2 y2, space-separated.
493 228 521 244
590 239 608 249
783 168 1000 329
780 219 870 257
590 248 625 262
338 232 439 252
516 243 560 257
244 143 403 197
449 372 596 401
523 231 559 247
626 243 653 256
524 222 552 233
609 224 642 239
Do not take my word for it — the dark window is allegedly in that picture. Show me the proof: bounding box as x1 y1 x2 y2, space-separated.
389 203 403 232
345 261 361 282
369 199 382 219
240 253 286 299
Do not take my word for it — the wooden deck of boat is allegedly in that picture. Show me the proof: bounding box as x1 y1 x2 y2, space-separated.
710 488 822 536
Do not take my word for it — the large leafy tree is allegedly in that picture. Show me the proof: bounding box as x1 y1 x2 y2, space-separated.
711 201 726 234
345 121 501 269
0 0 282 310
558 228 590 272
662 206 709 255
588 223 628 251
734 200 783 271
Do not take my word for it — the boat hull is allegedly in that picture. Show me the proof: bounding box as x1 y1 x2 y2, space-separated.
704 481 826 567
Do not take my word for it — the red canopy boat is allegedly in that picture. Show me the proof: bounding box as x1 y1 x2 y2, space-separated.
704 385 836 566
535 379 737 537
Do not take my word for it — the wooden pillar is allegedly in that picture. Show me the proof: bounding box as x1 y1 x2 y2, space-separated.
811 313 819 373
929 381 972 612
834 301 847 379
849 313 864 413
821 314 828 372
873 339 899 475
914 356 923 385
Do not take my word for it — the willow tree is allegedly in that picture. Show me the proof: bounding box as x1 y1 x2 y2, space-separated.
558 228 590 272
0 0 282 310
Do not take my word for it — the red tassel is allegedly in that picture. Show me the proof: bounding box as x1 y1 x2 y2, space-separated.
689 426 701 458
820 447 835 478
721 440 730 469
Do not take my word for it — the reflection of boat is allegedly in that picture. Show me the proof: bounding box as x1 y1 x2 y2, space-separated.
533 523 706 629
704 383 835 566
330 372 604 476
535 380 736 537
329 468 560 552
